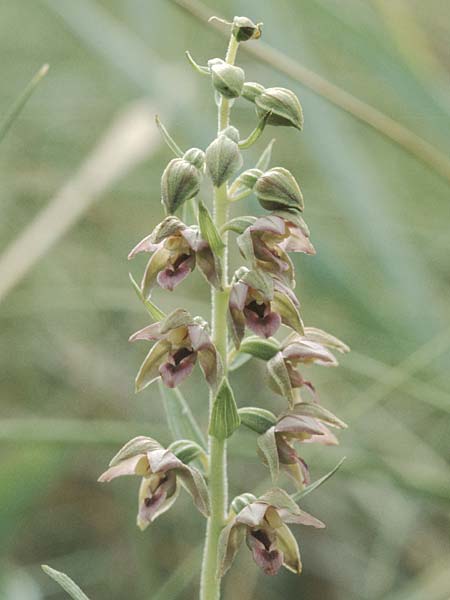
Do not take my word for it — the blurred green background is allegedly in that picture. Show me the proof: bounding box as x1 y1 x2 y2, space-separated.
1 0 450 598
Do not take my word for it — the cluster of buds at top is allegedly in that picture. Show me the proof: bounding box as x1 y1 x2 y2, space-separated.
99 13 350 586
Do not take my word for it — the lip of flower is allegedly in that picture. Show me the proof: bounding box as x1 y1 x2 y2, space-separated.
130 309 222 391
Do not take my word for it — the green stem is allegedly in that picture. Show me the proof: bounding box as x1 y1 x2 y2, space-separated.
200 32 239 600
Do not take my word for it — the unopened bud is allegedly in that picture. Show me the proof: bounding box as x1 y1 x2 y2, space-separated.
206 132 243 187
208 58 245 99
232 16 262 42
242 82 265 102
168 439 204 465
255 167 304 212
238 406 277 434
231 492 257 514
232 167 262 192
161 153 203 214
183 147 205 170
255 87 304 130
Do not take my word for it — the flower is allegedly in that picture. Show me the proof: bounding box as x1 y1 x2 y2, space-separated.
258 406 346 489
266 327 349 404
218 488 324 576
228 268 304 348
98 436 209 530
129 216 220 298
130 309 222 391
237 212 315 284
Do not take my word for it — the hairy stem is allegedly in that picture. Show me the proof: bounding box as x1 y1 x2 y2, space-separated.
200 32 239 600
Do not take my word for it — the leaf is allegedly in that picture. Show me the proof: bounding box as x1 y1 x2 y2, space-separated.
255 138 276 170
209 377 241 440
155 115 183 157
292 457 346 501
0 64 49 143
239 406 277 434
198 200 225 253
257 427 279 482
41 565 90 600
158 381 206 449
129 273 166 321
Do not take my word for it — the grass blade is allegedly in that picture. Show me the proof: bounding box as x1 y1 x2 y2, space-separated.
0 64 49 143
41 565 90 600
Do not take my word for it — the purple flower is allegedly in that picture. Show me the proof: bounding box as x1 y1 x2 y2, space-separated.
238 213 315 285
228 269 304 348
258 408 345 489
98 436 209 530
130 309 222 391
266 327 349 404
218 488 324 577
129 216 220 297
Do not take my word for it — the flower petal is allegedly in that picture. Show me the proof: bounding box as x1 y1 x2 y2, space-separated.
98 454 149 482
137 472 179 530
276 523 302 574
141 247 172 299
158 351 196 388
135 339 171 392
244 306 281 338
217 522 246 576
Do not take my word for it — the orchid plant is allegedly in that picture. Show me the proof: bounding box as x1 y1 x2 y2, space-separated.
97 15 349 600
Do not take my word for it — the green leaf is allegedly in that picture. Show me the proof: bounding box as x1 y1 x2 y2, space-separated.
129 273 165 321
239 336 281 360
0 64 49 144
255 138 275 171
292 457 346 501
209 377 241 440
155 115 183 157
41 565 90 600
238 406 277 434
257 427 279 482
198 200 225 253
158 382 206 449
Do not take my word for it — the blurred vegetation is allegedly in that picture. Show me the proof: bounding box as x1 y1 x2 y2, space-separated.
1 1 449 599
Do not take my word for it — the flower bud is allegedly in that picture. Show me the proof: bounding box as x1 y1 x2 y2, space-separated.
231 492 257 514
232 16 262 42
232 167 262 192
183 147 205 170
168 439 204 465
206 131 243 187
238 406 277 434
208 58 245 99
239 336 280 360
242 81 265 102
255 167 304 212
255 87 304 130
161 153 203 214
